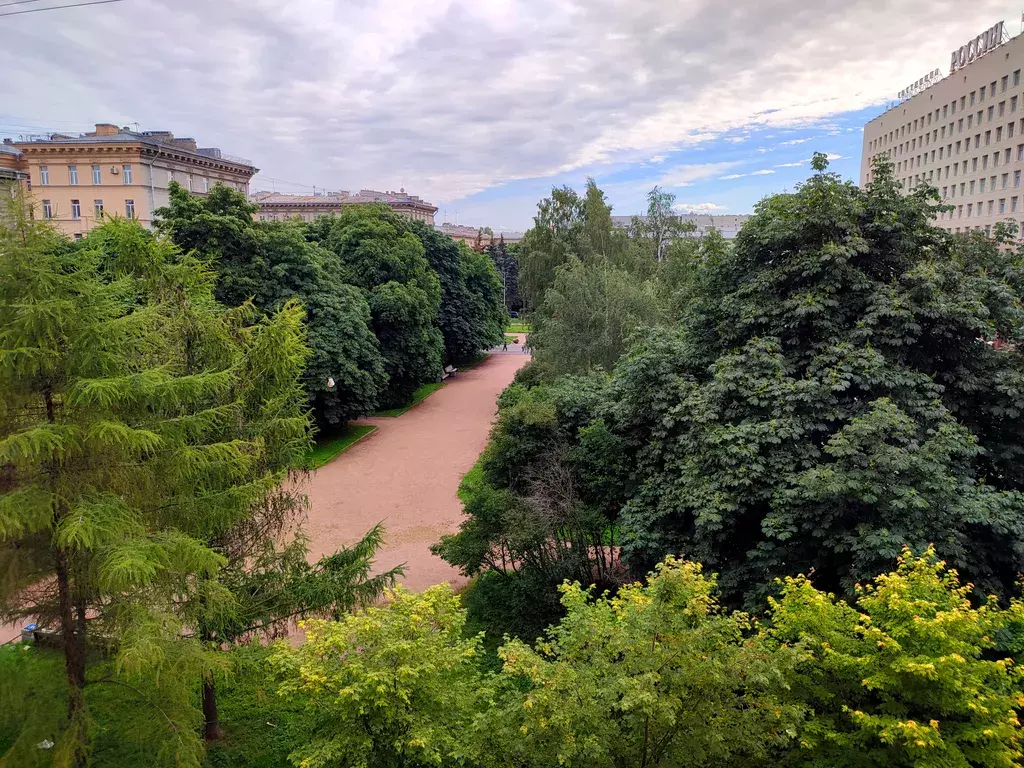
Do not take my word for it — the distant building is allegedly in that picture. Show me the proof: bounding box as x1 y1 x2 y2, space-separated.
252 188 437 225
611 213 750 239
861 25 1024 237
0 142 28 188
437 223 524 250
8 123 256 239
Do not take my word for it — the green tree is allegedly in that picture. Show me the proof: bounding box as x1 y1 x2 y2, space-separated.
486 236 521 313
0 203 301 764
155 185 388 427
271 585 483 768
606 155 1024 608
765 546 1024 768
517 186 587 311
312 207 443 408
402 220 505 364
483 558 802 768
530 257 664 377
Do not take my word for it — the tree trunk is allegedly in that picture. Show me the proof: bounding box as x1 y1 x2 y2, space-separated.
56 547 88 766
202 677 223 741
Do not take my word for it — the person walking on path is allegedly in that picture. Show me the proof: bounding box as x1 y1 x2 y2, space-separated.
502 338 508 351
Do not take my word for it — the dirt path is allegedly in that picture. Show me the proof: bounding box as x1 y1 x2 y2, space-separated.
304 341 530 590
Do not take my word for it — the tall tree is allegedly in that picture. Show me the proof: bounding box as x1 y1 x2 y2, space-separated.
0 204 286 763
312 206 443 408
486 236 521 313
155 185 387 427
403 220 504 364
630 185 693 262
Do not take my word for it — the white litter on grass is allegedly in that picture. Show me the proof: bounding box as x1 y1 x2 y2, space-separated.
37 740 54 749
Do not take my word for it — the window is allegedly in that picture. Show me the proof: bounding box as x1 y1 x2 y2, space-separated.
987 106 994 121
202 177 209 193
989 200 995 214
968 115 974 129
1003 173 1009 188
73 233 83 241
944 105 948 118
960 96 966 109
1003 75 1009 92
68 165 78 185
980 179 986 192
1019 144 1024 160
992 175 997 190
986 130 991 145
1014 196 1019 212
973 157 979 171
42 200 52 219
998 127 1004 141
125 199 135 218
1008 148 1013 163
993 81 998 96
122 164 132 184
971 91 976 106
976 134 982 148
94 199 103 218
1000 198 1006 213
971 181 976 194
168 169 175 185
967 203 974 216
187 174 193 192
92 164 101 184
1016 69 1022 86
981 86 987 100
39 166 49 185
956 140 961 154
942 186 948 198
986 224 992 235
961 182 966 195
959 118 965 132
958 205 964 217
71 199 80 220
1001 101 1006 117
1016 170 1022 187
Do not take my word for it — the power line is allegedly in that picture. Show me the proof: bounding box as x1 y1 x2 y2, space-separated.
0 0 123 18
0 0 50 9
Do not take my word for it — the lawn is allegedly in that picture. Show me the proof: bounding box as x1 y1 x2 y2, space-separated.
304 424 377 469
0 642 306 768
372 381 445 417
506 322 531 334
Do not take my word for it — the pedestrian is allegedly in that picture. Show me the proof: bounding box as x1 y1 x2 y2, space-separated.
502 338 508 351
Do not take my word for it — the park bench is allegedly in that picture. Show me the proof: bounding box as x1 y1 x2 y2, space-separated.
441 364 458 380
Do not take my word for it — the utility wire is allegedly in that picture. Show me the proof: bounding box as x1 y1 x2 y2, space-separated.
0 0 49 9
0 0 123 17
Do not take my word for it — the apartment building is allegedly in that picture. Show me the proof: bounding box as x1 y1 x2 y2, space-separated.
610 214 750 239
252 188 437 225
10 123 257 239
862 26 1024 237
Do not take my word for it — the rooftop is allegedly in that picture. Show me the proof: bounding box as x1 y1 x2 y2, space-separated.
252 188 437 211
13 123 254 168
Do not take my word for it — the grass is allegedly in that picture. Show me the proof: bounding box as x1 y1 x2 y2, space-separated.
372 381 445 417
0 642 306 768
506 322 531 334
304 424 377 469
504 334 520 344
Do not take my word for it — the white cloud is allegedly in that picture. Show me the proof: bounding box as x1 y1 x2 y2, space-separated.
724 136 747 143
720 169 775 180
656 161 741 187
672 202 727 213
0 0 1011 211
774 161 806 168
778 137 813 146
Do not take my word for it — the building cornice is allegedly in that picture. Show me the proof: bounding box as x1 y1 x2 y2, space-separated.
15 142 257 177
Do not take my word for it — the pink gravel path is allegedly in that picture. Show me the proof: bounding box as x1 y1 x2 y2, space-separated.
303 344 529 591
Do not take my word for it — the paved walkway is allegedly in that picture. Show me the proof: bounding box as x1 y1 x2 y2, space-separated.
304 340 530 590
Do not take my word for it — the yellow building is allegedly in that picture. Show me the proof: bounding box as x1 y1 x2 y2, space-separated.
252 188 437 225
10 123 257 239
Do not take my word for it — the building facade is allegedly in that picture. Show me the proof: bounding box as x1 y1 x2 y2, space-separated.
610 213 750 239
252 188 437 225
862 28 1024 237
9 123 256 239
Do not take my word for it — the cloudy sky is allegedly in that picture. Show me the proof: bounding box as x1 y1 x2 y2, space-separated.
0 0 1018 229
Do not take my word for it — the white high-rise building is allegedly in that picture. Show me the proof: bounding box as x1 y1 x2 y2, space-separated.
861 22 1024 237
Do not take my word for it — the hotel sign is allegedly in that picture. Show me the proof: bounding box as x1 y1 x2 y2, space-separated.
950 21 1005 72
898 69 942 101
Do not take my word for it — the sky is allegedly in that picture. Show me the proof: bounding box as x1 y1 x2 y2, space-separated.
1 0 1020 230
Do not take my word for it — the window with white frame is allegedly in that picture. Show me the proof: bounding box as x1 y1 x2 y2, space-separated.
39 166 49 185
71 199 80 220
125 199 135 218
42 199 52 219
94 199 103 218
68 165 78 185
122 164 132 184
92 164 101 184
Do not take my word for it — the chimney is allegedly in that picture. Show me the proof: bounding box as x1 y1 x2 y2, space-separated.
93 123 119 136
172 138 198 151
